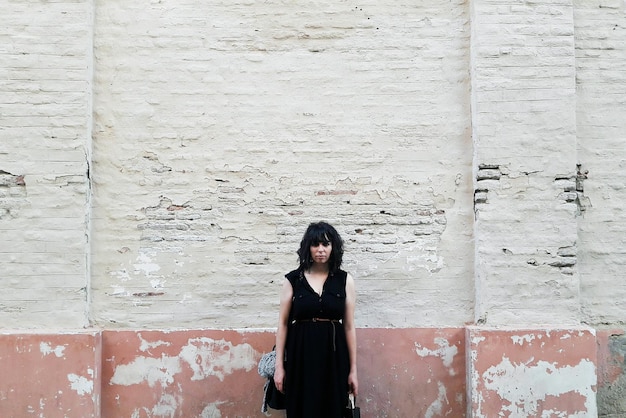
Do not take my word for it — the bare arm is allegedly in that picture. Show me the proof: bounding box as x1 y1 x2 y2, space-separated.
274 278 293 393
344 272 359 396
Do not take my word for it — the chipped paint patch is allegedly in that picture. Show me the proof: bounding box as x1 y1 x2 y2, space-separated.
511 334 535 346
68 369 94 396
40 342 66 357
152 393 183 418
138 333 171 353
111 355 182 388
424 381 449 418
415 337 458 372
200 402 224 418
482 357 597 416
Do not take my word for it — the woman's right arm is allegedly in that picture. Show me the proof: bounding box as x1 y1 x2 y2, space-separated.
274 278 293 393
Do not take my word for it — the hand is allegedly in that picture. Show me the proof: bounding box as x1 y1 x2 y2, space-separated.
274 365 285 393
348 371 358 397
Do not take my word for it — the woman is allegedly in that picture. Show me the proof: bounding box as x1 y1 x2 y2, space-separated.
274 221 358 418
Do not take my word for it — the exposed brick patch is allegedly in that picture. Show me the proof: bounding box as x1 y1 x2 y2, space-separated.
316 190 358 196
132 291 165 297
0 170 26 188
548 245 577 275
0 170 27 220
474 164 501 210
138 197 220 243
555 164 590 216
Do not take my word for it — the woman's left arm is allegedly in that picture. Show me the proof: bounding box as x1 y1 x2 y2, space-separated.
344 272 358 396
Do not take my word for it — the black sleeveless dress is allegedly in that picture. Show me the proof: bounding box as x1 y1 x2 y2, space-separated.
284 268 350 418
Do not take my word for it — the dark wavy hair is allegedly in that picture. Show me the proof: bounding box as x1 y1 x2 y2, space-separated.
297 221 344 272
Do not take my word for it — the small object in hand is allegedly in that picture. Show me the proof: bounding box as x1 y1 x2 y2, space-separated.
344 393 361 418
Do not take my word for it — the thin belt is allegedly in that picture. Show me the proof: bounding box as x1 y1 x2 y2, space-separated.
293 318 342 323
292 318 342 351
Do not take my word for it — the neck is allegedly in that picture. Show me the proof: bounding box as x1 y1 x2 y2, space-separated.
308 262 330 274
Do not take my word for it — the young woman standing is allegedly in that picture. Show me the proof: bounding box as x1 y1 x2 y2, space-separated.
274 222 358 418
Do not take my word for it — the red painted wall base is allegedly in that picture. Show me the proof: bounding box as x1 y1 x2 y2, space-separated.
0 327 622 417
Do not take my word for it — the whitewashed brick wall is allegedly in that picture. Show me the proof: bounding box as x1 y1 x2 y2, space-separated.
90 0 474 328
2 0 625 329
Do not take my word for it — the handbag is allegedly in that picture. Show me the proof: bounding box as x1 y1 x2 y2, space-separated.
264 376 286 411
258 347 286 412
344 394 361 418
257 349 276 379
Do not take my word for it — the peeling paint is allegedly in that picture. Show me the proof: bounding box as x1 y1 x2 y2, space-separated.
138 333 171 353
481 357 597 417
68 371 94 396
471 335 485 345
151 393 182 418
415 337 458 372
110 337 257 389
425 381 449 418
40 342 65 358
200 402 224 418
511 334 536 346
110 355 182 388
179 337 257 381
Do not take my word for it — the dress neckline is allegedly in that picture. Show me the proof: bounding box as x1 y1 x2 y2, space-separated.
301 270 329 297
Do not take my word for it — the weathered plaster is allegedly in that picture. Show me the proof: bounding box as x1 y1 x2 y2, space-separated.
467 327 597 418
102 330 274 417
0 328 623 416
0 332 101 418
101 328 468 417
358 328 466 417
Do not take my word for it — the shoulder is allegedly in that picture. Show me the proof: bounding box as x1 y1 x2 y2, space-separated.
333 269 348 282
285 269 302 285
329 269 349 291
335 268 348 277
340 270 356 291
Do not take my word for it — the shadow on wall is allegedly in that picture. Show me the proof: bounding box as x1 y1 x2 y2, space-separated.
597 330 626 417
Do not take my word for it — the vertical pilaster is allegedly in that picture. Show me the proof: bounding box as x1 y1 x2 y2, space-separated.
471 0 580 326
0 0 93 327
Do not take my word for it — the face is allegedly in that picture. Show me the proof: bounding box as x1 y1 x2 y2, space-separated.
310 239 332 265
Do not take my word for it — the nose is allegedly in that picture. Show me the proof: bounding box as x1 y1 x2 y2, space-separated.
314 244 325 251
